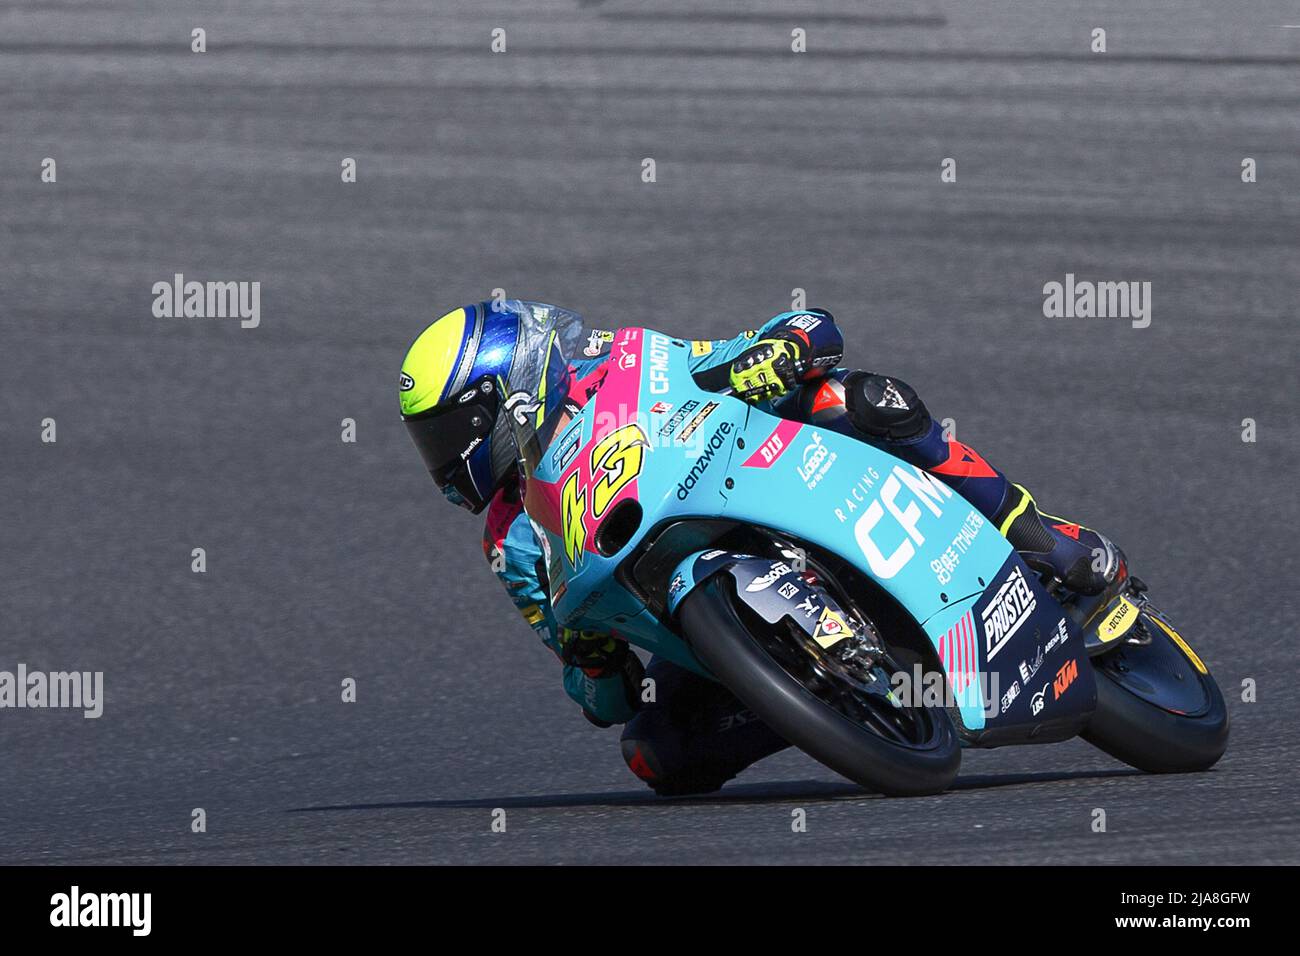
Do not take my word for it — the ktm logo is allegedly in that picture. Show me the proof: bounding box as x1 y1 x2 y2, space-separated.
1053 659 1078 699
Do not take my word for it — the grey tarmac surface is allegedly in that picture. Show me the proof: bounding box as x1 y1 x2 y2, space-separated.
1 1 1297 864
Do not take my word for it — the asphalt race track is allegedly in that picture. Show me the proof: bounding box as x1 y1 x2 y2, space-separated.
2 1 1298 864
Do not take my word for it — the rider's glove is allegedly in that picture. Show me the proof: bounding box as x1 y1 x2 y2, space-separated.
559 628 646 723
559 628 632 678
729 337 804 403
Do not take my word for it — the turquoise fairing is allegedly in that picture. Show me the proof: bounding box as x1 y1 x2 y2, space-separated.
525 329 1032 732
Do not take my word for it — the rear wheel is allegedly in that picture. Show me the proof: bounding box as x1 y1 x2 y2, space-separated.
678 575 960 796
1082 606 1228 773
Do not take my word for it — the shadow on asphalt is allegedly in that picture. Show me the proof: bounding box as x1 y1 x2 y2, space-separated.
288 767 1143 812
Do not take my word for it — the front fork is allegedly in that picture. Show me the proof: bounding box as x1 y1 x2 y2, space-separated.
668 546 887 684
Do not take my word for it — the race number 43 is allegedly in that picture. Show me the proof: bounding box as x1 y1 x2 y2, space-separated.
561 424 649 566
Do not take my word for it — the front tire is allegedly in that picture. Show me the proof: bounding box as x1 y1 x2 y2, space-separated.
1082 608 1229 773
678 577 961 797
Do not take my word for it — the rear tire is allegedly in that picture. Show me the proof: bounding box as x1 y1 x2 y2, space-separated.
1082 610 1229 773
678 578 961 797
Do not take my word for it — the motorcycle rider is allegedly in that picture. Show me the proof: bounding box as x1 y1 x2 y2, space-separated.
400 300 1121 795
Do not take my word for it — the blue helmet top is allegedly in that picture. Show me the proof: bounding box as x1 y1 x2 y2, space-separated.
400 300 584 512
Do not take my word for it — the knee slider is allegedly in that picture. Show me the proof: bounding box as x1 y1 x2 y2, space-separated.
620 708 683 786
843 372 932 440
620 737 666 785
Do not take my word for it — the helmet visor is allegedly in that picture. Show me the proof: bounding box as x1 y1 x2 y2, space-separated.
404 396 498 510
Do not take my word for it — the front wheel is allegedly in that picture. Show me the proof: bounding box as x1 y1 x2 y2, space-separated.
678 577 961 796
1082 606 1229 773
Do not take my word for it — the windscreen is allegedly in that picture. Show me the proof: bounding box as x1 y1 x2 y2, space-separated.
501 300 587 480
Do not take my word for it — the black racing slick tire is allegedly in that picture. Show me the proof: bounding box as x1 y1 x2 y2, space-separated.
1081 611 1229 774
678 578 961 797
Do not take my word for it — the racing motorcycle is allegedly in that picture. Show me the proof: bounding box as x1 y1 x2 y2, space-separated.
512 312 1229 796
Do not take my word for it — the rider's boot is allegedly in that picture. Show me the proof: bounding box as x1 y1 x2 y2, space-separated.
991 483 1122 595
798 372 1122 595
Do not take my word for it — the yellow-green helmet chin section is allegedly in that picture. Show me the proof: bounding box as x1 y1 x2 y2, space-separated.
398 307 472 417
